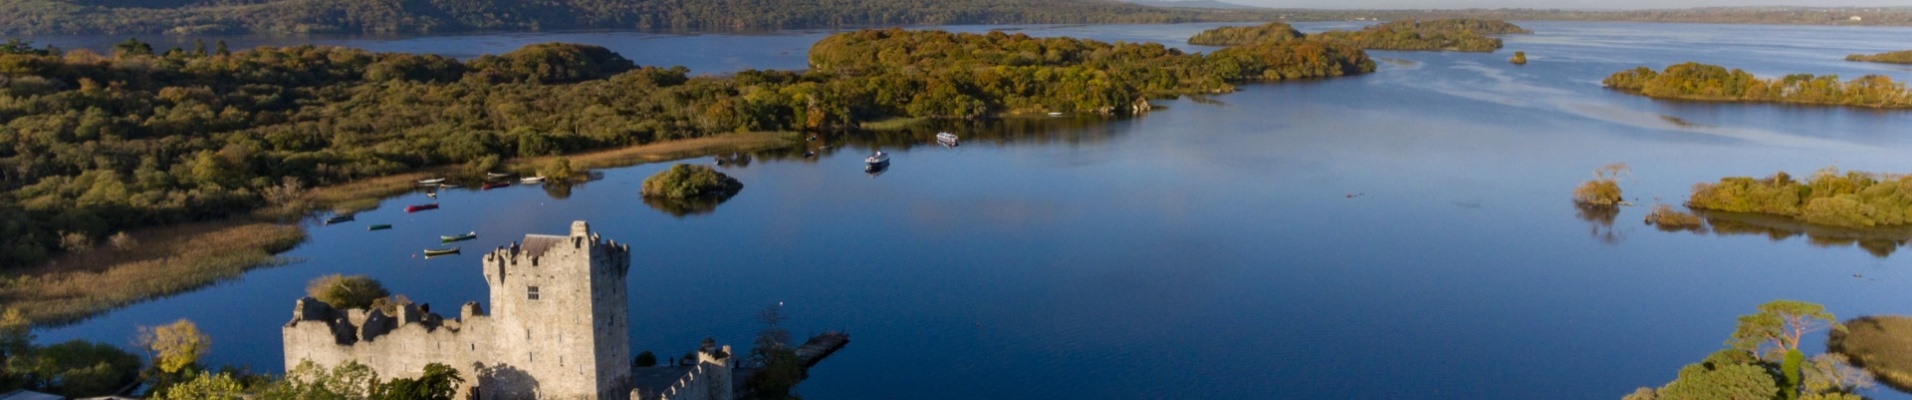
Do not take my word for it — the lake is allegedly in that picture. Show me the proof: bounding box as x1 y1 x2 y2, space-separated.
26 21 1912 399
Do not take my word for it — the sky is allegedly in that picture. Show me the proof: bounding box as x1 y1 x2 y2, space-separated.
1219 0 1910 9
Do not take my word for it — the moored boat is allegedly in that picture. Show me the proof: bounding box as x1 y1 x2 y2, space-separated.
485 172 513 179
368 224 392 231
405 203 439 213
936 132 959 146
482 182 509 190
441 231 477 242
417 178 446 186
424 247 460 257
865 151 889 166
521 176 545 184
324 215 354 225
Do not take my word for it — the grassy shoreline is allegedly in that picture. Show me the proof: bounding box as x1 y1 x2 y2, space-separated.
2 132 795 327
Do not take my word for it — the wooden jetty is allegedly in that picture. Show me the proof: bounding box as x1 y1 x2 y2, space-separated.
792 331 850 368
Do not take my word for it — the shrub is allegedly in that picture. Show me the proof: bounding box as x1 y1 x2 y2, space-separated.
1645 204 1705 232
306 274 389 310
640 164 744 199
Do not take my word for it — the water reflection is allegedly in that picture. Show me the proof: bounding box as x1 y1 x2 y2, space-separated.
1574 204 1625 245
1697 211 1912 258
640 195 735 217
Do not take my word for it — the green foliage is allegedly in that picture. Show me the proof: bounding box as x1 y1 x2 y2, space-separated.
1845 50 1912 65
1657 362 1782 400
467 43 634 84
374 363 461 400
306 275 391 310
539 158 576 183
1634 301 1873 400
1729 300 1839 357
0 32 1375 269
1188 19 1527 52
257 360 381 400
1783 349 1805 400
1604 62 1912 108
641 164 743 199
1306 19 1528 52
159 371 246 400
1688 168 1912 228
1187 22 1305 46
27 340 143 397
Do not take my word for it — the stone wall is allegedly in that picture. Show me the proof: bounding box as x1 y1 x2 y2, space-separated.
284 221 636 400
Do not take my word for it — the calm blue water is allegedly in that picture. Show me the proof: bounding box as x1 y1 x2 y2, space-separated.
26 21 1912 399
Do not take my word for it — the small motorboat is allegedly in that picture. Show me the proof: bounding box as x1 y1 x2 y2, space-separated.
439 183 462 189
521 176 545 184
367 224 392 231
324 215 354 225
441 232 477 242
865 162 888 177
405 203 439 213
1048 112 1064 117
482 182 510 190
936 132 959 146
485 172 513 179
426 192 437 199
865 151 889 166
424 247 460 257
417 178 446 186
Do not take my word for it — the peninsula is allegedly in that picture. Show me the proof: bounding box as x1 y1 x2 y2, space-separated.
1846 50 1912 65
1603 62 1912 109
1190 18 1529 52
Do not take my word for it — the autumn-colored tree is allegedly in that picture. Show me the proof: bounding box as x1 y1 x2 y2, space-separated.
136 319 211 374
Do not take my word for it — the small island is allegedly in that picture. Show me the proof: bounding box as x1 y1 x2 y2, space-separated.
1845 50 1912 65
1604 62 1912 108
1187 18 1530 52
1687 167 1912 229
1509 51 1527 65
641 164 744 200
1187 22 1306 46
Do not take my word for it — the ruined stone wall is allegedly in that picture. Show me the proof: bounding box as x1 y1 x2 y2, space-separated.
284 221 636 400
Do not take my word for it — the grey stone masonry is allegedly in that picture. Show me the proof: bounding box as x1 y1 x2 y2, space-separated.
284 221 634 399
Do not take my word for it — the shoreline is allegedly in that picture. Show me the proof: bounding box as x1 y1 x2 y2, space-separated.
0 132 796 327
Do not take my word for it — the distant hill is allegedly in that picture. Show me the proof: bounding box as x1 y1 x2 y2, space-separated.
0 0 1275 35
1121 0 1261 10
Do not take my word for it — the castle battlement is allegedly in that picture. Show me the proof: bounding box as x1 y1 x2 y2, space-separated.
284 220 645 400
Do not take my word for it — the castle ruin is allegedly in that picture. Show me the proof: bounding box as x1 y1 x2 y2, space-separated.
283 221 735 399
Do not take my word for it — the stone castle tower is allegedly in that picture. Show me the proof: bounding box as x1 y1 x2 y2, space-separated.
284 221 635 399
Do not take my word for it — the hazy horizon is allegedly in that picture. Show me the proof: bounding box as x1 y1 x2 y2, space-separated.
1199 0 1908 10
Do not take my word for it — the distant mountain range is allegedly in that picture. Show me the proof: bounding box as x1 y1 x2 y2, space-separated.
1119 0 1262 10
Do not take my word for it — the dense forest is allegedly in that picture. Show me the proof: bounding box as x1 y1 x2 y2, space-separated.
0 30 1373 268
1846 50 1912 65
1187 19 1529 52
1687 168 1912 229
1186 22 1304 46
1603 62 1912 108
0 0 1267 35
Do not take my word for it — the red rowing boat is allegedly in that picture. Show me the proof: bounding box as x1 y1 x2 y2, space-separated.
405 203 439 213
482 182 509 190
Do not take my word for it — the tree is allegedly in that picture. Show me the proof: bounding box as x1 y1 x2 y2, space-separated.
1656 362 1781 400
1730 300 1841 357
633 351 657 368
1574 163 1628 206
307 275 391 310
136 319 210 374
258 360 379 400
375 363 461 400
158 371 245 400
538 158 575 183
214 40 228 56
